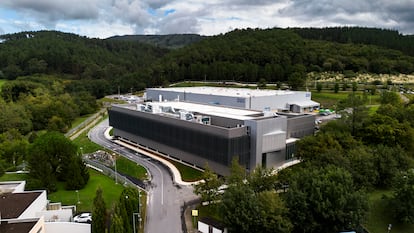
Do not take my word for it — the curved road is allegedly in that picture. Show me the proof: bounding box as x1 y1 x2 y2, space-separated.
89 119 197 233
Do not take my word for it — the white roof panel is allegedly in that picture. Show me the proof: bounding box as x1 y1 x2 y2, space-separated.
149 86 297 98
150 101 262 120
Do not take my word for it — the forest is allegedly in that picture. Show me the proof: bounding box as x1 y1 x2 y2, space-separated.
1 27 414 93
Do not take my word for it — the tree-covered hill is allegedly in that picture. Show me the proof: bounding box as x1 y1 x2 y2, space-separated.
154 28 414 84
1 27 414 94
291 27 414 56
106 34 206 49
0 30 169 95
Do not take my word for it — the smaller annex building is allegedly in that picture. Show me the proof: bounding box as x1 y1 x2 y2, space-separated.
146 86 320 113
0 181 90 233
108 101 315 176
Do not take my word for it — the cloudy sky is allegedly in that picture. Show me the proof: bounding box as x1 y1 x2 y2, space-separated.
0 0 413 38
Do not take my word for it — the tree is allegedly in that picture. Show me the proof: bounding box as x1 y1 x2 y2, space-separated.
286 166 368 233
65 156 89 190
316 82 323 92
220 184 260 233
256 191 292 233
391 169 414 223
227 157 245 185
334 82 339 93
118 187 140 233
193 164 224 204
247 166 277 193
0 100 32 134
27 132 88 192
338 93 368 136
287 72 305 90
373 145 409 188
92 187 107 233
380 91 402 105
110 211 124 233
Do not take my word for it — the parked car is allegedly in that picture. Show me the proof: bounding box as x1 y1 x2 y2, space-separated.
73 213 92 223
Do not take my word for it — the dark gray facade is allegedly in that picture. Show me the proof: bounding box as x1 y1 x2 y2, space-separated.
109 106 250 175
108 103 315 175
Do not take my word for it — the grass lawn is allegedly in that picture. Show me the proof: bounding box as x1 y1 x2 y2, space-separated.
169 160 203 182
365 189 414 233
48 169 125 213
71 114 93 129
0 172 29 181
0 79 6 90
312 91 381 108
116 156 148 180
72 130 103 154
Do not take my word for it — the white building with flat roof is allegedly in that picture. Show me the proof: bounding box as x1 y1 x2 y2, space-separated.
146 86 320 113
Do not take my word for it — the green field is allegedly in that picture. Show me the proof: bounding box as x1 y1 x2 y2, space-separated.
167 159 203 182
71 114 93 129
312 91 381 108
0 170 124 213
116 156 148 180
0 172 29 181
48 169 125 213
365 190 414 233
0 79 6 89
72 129 103 154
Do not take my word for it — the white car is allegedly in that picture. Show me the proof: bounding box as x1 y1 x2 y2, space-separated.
73 213 92 223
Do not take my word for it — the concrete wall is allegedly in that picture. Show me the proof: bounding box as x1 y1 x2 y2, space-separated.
36 209 73 222
286 114 315 139
28 217 46 233
44 222 91 233
146 89 314 112
19 191 47 219
146 89 246 108
249 92 311 111
198 221 209 233
244 116 287 170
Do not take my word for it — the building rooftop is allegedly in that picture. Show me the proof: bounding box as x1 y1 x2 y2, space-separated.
0 220 37 233
121 101 272 121
148 86 298 98
0 192 42 219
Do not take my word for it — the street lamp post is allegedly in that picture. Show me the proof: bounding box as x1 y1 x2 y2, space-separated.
76 190 80 204
113 153 118 184
138 190 142 229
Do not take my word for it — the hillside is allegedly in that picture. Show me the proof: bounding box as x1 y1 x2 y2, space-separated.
154 28 414 84
291 27 414 56
1 27 414 95
0 30 169 96
106 34 206 49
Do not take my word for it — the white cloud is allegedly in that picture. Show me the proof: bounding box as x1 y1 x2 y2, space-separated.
0 0 414 37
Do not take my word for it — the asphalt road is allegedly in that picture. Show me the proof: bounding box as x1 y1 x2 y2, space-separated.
88 119 197 233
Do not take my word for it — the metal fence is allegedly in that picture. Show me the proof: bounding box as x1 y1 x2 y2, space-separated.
83 158 147 191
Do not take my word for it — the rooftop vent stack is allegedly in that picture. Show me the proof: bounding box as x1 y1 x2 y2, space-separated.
263 107 273 117
159 94 162 102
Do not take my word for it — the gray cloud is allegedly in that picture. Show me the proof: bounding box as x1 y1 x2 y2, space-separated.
1 0 414 37
1 0 101 20
157 13 200 34
276 0 414 34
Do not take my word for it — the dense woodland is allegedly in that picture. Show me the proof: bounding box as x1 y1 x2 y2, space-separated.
1 28 414 94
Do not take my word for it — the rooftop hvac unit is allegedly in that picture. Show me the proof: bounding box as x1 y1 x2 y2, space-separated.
201 116 211 125
180 111 194 121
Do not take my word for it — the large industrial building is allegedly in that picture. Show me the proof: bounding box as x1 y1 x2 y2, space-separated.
108 98 315 175
146 86 320 113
